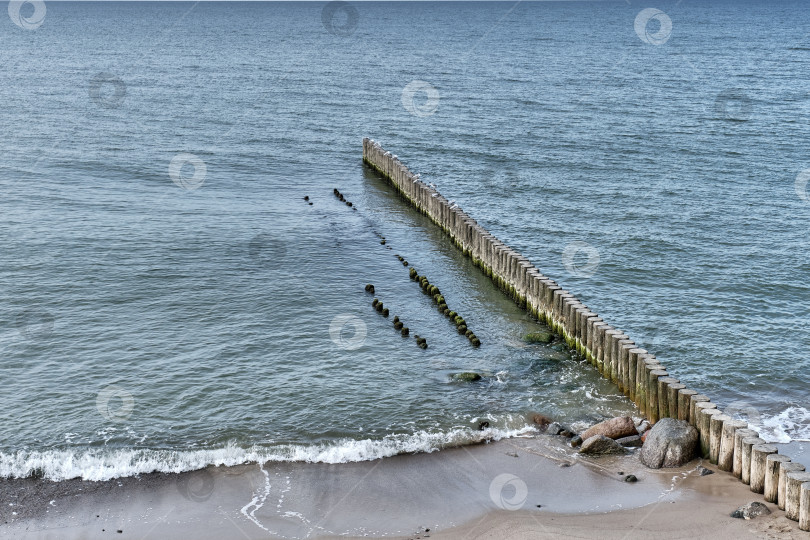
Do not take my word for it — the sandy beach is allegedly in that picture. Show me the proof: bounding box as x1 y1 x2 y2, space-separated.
2 435 806 539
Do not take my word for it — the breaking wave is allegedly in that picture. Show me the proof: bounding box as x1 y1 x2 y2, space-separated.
0 425 537 482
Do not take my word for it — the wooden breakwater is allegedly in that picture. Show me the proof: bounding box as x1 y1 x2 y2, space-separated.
362 137 810 530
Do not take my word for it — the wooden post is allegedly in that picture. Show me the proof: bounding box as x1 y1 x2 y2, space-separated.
628 348 646 409
593 322 610 377
647 369 667 423
603 329 622 388
616 340 634 399
689 394 710 426
786 472 810 521
740 436 764 485
657 377 679 420
611 333 629 393
585 316 602 364
750 444 777 494
800 482 810 532
589 320 607 369
779 463 806 510
718 419 747 472
642 360 662 408
709 413 730 465
612 333 628 396
678 389 697 422
732 429 758 479
666 383 685 419
694 401 716 422
578 310 595 352
765 454 791 503
698 408 720 459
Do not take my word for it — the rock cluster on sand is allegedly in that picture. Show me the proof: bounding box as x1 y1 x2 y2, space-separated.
580 416 637 441
730 501 771 520
639 418 699 469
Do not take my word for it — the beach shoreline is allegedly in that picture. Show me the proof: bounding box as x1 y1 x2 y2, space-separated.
2 435 804 539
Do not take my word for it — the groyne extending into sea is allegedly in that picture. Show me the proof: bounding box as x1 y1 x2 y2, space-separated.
362 137 810 531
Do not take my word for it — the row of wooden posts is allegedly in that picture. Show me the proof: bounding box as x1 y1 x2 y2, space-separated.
362 138 810 530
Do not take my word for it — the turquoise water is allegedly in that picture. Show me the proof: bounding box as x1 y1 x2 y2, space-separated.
1 1 809 481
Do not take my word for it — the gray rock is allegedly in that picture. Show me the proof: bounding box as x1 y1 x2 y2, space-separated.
637 420 651 435
696 465 714 476
616 435 643 448
559 425 576 438
547 422 575 438
730 501 771 520
624 474 638 483
639 418 699 469
570 436 583 448
579 435 626 455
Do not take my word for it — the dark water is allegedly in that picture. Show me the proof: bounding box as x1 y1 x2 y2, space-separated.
1 1 808 481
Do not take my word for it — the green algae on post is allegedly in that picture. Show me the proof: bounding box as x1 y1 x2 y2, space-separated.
405 265 480 346
452 372 482 382
523 331 553 344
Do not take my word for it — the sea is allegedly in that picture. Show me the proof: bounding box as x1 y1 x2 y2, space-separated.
1 0 809 482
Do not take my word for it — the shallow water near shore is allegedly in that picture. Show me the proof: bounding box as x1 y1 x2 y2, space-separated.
1 1 809 482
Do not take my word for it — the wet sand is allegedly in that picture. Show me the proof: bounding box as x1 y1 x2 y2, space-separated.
1 436 806 539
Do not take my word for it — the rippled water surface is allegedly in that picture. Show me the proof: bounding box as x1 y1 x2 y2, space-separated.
1 1 809 481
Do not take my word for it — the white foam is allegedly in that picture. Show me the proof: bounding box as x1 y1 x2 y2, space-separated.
757 406 810 443
240 463 272 533
0 425 537 482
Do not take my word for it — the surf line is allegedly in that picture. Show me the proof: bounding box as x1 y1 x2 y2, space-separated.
362 137 810 530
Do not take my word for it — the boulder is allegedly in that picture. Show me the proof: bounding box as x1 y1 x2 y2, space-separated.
579 435 626 455
546 422 575 437
581 417 637 441
531 414 553 427
453 372 481 382
616 435 643 448
730 501 771 520
639 418 699 469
